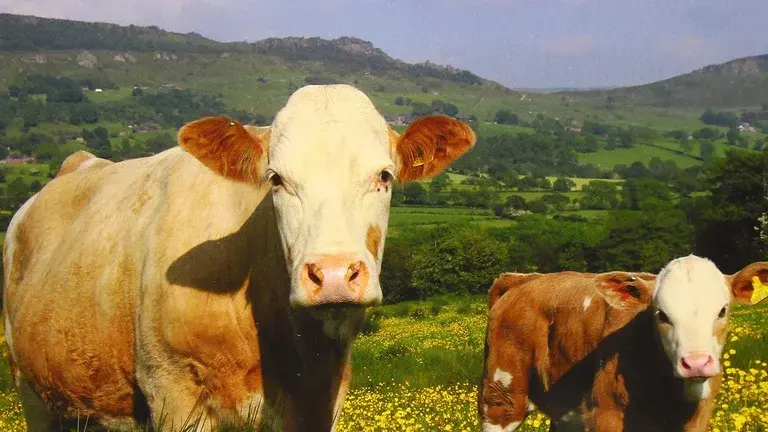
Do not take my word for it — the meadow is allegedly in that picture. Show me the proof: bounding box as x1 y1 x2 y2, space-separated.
0 295 766 431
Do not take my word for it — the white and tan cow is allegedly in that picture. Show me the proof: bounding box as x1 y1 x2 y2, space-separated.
479 255 768 431
2 84 475 431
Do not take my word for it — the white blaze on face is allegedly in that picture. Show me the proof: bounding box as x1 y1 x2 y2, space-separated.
267 85 392 308
652 255 731 383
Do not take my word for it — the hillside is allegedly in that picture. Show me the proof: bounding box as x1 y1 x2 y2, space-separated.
0 12 723 130
566 54 768 109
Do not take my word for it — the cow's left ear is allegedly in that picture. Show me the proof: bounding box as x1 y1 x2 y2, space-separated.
726 261 768 305
594 272 655 312
390 115 476 182
178 116 270 184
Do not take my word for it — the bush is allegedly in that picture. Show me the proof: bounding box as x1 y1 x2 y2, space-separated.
410 307 428 320
361 309 383 335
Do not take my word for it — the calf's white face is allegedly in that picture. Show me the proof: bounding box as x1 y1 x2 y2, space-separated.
653 256 730 381
177 84 475 336
652 255 768 386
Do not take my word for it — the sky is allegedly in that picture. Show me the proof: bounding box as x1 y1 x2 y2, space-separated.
1 0 767 89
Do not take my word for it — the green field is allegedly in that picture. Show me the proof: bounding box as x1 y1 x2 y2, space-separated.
2 295 764 431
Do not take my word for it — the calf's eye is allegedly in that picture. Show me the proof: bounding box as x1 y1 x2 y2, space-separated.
270 174 283 188
718 306 727 319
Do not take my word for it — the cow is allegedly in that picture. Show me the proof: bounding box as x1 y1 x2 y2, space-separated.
2 84 476 432
478 256 768 432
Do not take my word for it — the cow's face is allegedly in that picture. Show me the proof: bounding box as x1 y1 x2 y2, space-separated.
178 84 475 339
652 256 768 390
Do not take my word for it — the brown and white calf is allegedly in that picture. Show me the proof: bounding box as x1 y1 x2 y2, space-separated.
478 256 768 431
2 84 475 432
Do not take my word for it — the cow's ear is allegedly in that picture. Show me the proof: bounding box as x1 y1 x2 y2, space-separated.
390 115 476 182
594 272 654 312
178 116 269 183
726 262 768 305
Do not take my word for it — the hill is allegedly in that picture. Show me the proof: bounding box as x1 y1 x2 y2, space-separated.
0 12 724 131
566 54 768 109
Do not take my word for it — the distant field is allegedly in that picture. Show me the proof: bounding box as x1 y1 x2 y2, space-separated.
577 144 700 169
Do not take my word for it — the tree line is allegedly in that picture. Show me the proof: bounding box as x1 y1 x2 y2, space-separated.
381 150 768 302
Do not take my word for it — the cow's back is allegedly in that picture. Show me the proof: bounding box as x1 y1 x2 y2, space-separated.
2 147 268 424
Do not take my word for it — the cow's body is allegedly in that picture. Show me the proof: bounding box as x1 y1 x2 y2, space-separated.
479 258 767 432
3 85 475 431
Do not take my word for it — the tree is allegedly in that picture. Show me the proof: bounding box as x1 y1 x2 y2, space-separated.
594 210 693 272
726 126 739 145
620 178 673 211
429 172 451 197
8 84 21 98
411 225 509 297
539 193 570 212
146 133 175 154
690 150 768 273
403 183 427 205
680 138 694 155
132 87 144 97
553 177 576 192
494 110 520 125
699 140 716 163
380 240 416 302
442 103 459 117
580 181 619 210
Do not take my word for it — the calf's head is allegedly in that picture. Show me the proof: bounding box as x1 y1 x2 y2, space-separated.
177 84 475 335
651 255 768 383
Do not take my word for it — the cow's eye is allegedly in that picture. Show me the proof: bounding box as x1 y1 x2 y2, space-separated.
656 310 671 325
379 171 392 184
270 174 283 188
718 306 727 319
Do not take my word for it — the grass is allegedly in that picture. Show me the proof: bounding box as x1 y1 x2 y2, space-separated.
577 144 701 169
0 285 767 431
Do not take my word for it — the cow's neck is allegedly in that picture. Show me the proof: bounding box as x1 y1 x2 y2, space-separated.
244 195 359 430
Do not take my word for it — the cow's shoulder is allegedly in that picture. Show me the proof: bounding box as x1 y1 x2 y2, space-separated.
55 151 114 179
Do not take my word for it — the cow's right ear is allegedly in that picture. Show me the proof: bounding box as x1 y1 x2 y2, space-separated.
594 272 654 312
178 116 270 184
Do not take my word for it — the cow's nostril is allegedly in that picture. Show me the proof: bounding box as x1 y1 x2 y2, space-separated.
346 262 362 283
306 263 324 287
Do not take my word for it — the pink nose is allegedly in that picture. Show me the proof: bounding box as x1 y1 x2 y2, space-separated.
679 353 716 378
300 255 370 306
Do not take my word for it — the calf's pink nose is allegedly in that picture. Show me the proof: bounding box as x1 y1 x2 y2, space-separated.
679 353 716 378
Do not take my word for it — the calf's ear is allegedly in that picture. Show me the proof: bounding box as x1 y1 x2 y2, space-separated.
178 116 270 184
594 271 654 312
390 115 476 182
726 262 768 305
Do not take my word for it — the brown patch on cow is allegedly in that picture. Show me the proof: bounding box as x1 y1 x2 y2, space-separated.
391 115 476 182
488 272 544 309
178 116 266 183
727 261 768 304
365 225 382 260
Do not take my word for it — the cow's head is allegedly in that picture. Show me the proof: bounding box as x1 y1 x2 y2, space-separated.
177 85 475 337
651 255 768 392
